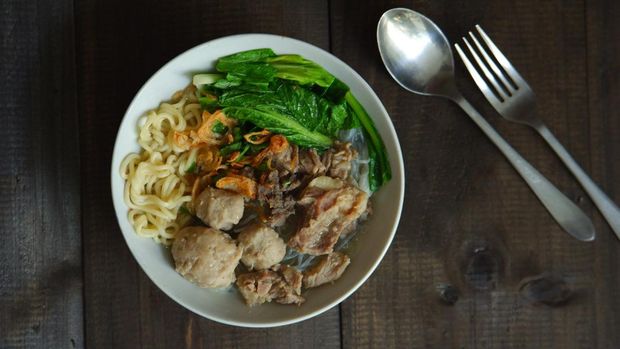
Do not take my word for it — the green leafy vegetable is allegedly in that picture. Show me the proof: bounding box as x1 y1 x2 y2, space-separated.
216 49 348 101
345 92 391 190
212 79 242 89
218 81 348 138
216 49 278 85
266 55 334 88
217 48 276 65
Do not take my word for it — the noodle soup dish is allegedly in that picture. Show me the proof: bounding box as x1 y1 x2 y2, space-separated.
111 34 404 327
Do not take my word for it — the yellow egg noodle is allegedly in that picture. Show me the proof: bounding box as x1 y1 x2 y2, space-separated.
120 86 201 245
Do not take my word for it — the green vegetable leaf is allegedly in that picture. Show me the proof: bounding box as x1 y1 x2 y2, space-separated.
218 81 350 139
275 82 330 134
345 91 391 190
265 55 335 88
213 79 242 89
328 102 348 135
264 55 349 103
216 49 278 84
222 106 333 149
320 78 350 103
217 48 276 65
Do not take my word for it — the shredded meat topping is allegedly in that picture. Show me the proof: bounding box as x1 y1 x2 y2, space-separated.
257 169 299 227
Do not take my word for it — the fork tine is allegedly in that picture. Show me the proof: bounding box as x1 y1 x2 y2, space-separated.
462 37 508 101
468 31 515 94
475 25 528 88
454 43 502 107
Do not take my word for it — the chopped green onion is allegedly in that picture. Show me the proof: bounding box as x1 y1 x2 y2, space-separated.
220 142 242 156
256 161 269 172
212 172 226 183
233 144 251 162
248 142 268 155
211 120 229 134
186 161 197 173
179 205 191 215
199 95 218 112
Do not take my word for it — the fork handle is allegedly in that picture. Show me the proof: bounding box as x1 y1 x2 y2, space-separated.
451 95 595 241
536 124 620 239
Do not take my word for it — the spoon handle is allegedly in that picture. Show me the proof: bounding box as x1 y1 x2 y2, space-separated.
452 95 595 241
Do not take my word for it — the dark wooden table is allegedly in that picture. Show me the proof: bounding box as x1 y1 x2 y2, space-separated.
2 0 619 348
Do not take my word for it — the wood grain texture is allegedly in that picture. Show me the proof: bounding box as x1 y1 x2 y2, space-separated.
330 0 619 348
0 0 82 348
74 0 340 348
586 0 620 347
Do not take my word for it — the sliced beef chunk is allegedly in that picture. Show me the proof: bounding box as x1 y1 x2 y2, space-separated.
236 264 305 306
236 270 278 306
322 141 356 180
303 252 351 288
194 187 244 230
288 176 368 255
272 264 303 303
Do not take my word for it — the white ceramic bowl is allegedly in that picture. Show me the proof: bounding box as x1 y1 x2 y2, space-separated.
111 34 404 327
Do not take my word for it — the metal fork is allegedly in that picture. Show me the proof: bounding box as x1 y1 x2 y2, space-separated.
455 25 620 240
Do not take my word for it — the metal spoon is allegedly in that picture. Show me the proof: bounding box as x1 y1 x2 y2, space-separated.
377 8 595 241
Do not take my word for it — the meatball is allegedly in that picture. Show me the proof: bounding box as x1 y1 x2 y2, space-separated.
171 226 242 288
237 224 286 270
195 187 244 230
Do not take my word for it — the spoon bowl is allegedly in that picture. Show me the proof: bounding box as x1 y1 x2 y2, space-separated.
377 8 455 97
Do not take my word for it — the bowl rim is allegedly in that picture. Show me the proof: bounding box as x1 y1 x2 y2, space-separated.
110 33 405 327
